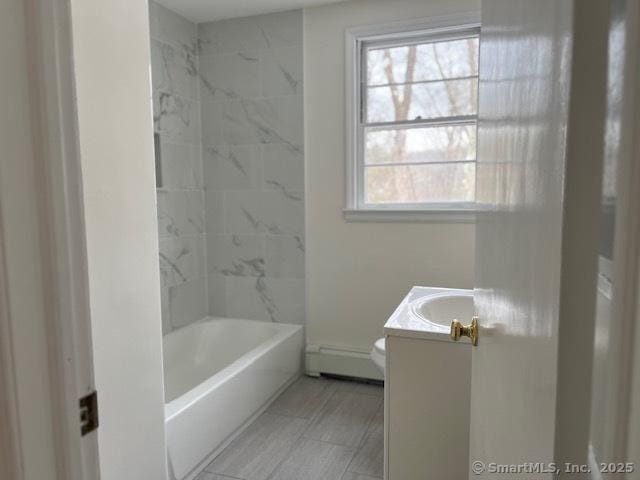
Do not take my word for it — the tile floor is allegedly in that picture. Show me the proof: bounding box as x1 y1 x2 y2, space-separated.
196 376 384 480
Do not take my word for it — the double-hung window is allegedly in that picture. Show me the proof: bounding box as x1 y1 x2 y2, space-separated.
346 17 480 221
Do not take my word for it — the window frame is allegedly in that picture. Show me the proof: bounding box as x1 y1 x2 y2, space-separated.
344 13 481 223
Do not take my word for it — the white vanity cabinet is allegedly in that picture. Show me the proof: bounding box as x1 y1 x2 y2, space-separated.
383 287 473 480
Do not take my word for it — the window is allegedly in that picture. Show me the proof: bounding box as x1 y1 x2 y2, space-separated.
345 16 480 222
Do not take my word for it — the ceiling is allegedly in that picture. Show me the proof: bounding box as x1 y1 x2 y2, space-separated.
156 0 348 23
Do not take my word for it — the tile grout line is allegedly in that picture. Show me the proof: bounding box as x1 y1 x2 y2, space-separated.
298 434 368 451
258 410 314 480
203 410 307 480
299 383 382 449
297 380 345 438
265 435 359 480
346 396 384 478
358 396 384 448
199 472 245 480
205 380 382 480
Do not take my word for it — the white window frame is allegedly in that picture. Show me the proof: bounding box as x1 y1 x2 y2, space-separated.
344 13 481 223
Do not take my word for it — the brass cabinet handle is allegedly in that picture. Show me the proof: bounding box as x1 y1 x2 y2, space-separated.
450 317 479 346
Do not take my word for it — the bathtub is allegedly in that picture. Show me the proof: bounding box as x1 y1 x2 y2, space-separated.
163 317 303 480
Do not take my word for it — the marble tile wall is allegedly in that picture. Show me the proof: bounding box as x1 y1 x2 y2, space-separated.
198 10 305 324
150 4 305 332
150 1 208 334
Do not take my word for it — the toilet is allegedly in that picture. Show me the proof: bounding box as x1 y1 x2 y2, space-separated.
370 337 386 374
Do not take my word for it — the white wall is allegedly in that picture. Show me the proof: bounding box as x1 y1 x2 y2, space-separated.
304 0 478 355
69 0 168 479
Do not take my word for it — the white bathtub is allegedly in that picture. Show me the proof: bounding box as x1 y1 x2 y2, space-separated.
163 317 303 480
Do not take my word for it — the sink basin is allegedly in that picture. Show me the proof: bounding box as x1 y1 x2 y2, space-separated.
384 286 474 341
410 291 474 330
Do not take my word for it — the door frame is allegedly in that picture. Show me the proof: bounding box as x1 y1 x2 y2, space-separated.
0 216 23 480
602 0 640 465
0 0 99 478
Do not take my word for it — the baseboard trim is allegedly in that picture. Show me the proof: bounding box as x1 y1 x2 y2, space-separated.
305 343 384 381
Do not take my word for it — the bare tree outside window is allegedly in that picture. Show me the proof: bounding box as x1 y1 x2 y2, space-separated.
362 35 479 205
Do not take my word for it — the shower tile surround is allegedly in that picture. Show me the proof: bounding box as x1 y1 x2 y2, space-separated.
151 2 207 333
150 2 305 333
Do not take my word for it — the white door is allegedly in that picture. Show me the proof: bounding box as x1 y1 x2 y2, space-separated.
468 0 629 478
0 0 100 479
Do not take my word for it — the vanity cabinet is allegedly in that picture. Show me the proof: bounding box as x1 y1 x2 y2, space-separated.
383 287 472 480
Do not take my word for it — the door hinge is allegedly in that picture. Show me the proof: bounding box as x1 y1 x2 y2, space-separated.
79 390 99 436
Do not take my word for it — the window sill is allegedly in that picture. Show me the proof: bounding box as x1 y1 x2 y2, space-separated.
343 208 476 224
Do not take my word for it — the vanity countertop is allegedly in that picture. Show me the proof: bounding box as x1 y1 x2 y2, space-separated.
384 286 473 342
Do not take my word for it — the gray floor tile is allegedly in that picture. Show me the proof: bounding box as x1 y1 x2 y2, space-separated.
196 472 244 480
268 438 356 480
205 412 309 480
340 472 382 480
267 376 338 418
353 383 384 397
331 378 361 394
347 404 383 477
303 391 382 447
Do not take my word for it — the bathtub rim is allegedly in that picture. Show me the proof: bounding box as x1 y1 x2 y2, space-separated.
163 316 303 420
